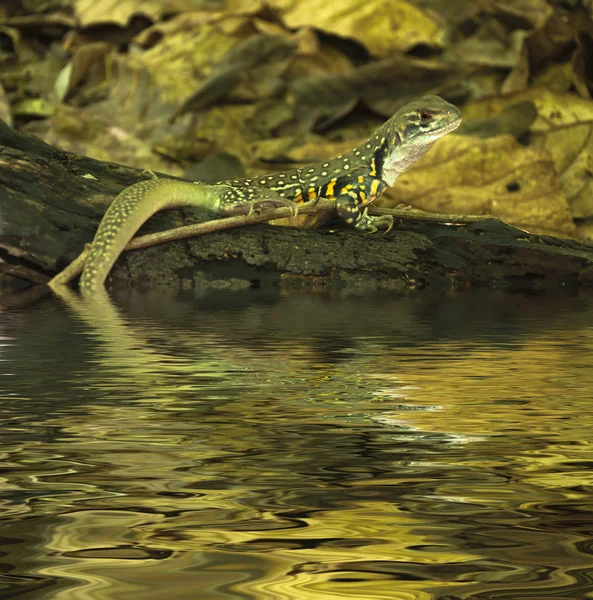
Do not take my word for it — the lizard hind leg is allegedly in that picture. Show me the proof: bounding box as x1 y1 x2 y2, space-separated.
217 186 300 219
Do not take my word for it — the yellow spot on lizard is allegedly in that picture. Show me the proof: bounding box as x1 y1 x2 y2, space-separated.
370 179 381 197
325 178 337 198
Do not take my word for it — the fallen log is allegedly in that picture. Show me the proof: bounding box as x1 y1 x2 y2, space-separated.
2 119 593 296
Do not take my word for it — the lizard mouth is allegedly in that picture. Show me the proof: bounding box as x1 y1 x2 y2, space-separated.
435 116 462 136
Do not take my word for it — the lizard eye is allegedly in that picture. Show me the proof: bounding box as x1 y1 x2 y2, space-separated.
419 111 433 122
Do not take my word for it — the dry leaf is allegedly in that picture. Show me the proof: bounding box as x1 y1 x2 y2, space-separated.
462 89 593 132
531 122 593 220
220 0 265 12
268 0 445 57
192 104 262 166
379 134 576 239
53 42 112 102
170 34 297 120
251 136 356 164
447 23 528 69
44 19 258 168
525 5 575 66
0 81 11 126
532 61 574 93
577 219 593 240
457 101 537 140
411 0 482 25
286 55 463 131
501 45 530 94
132 12 227 47
286 33 353 80
45 104 182 175
74 0 191 28
492 0 553 29
462 89 593 230
12 98 54 118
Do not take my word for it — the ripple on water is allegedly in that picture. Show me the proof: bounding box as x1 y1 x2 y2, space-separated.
0 291 593 599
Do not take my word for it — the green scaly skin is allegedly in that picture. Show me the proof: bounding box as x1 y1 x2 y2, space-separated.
79 95 461 295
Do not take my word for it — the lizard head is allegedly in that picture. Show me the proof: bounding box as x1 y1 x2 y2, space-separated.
371 95 462 186
393 95 462 144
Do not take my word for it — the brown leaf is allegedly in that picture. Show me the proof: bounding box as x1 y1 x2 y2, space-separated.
268 0 445 57
287 55 465 131
532 62 573 94
45 104 182 175
0 82 11 127
411 0 482 25
501 45 530 94
53 42 112 102
44 18 261 168
447 22 528 69
532 122 593 220
461 89 593 131
74 0 192 28
492 0 553 29
576 218 593 240
571 33 593 99
525 5 576 67
251 136 356 164
457 101 537 140
463 89 593 232
378 134 577 239
170 34 297 121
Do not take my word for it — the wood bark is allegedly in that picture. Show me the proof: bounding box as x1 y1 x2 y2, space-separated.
2 119 593 296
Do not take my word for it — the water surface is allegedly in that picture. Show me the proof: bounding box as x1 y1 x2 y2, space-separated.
1 289 593 599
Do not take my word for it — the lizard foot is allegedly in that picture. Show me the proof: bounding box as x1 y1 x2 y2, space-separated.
356 208 394 234
247 197 300 219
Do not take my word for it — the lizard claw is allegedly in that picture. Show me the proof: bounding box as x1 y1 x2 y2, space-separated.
248 196 299 219
380 214 394 234
281 198 300 219
366 214 394 234
356 208 394 234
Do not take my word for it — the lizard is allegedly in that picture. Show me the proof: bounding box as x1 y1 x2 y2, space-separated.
79 95 461 296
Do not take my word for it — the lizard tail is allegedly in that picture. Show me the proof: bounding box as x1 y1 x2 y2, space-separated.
79 179 221 296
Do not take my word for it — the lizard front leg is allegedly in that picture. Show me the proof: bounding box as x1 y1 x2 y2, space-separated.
334 176 394 233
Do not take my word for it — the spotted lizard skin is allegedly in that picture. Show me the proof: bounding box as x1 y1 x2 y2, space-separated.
79 95 461 294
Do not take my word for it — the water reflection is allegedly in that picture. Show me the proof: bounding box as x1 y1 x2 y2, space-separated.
0 290 593 599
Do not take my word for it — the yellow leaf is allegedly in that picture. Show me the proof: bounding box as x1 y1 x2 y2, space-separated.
74 0 191 28
12 98 54 118
532 122 593 220
268 0 445 57
462 89 593 132
379 134 577 239
464 90 593 225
